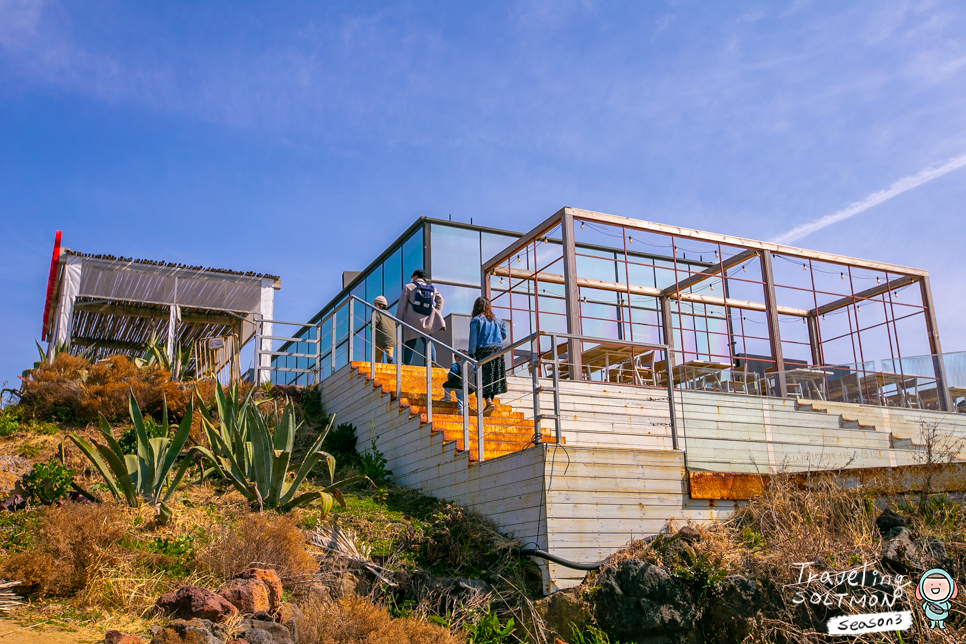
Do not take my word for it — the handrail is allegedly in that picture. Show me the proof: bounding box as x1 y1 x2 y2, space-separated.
343 295 475 363
260 294 680 462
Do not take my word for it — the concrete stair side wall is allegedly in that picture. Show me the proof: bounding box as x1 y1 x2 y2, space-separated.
319 365 553 585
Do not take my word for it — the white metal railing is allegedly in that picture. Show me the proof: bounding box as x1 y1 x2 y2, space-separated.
256 294 679 462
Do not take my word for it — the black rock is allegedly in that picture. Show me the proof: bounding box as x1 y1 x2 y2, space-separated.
875 509 905 535
596 560 700 643
699 576 761 643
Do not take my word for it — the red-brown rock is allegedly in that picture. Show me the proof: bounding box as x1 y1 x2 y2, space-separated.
233 568 283 612
217 578 271 615
104 631 142 644
155 585 239 622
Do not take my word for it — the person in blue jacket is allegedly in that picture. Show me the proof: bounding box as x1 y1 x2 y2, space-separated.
468 296 507 415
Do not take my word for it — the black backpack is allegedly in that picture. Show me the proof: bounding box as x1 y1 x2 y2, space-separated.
411 282 436 316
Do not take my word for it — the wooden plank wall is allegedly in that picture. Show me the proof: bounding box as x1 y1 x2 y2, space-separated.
505 377 674 450
541 445 737 591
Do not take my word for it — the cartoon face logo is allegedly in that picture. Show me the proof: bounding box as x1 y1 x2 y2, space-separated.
916 568 958 630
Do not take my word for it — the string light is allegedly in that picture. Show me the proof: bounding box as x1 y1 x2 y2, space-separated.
516 255 521 263
742 265 747 273
803 264 807 271
876 277 880 284
714 250 719 258
709 284 714 291
857 306 861 313
628 236 633 244
840 272 845 279
822 315 826 321
803 318 806 324
580 222 584 229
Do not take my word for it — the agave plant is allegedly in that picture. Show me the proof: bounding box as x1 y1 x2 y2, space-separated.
69 392 209 522
199 383 366 513
135 334 193 381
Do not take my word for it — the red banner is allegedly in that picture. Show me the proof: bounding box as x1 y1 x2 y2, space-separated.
41 231 62 342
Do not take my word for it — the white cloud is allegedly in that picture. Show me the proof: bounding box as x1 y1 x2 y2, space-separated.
772 153 966 244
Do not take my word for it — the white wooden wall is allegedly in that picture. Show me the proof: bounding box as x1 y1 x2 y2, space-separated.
319 366 551 585
322 366 966 593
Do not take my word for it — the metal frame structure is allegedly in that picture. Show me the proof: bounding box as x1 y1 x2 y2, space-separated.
482 207 952 411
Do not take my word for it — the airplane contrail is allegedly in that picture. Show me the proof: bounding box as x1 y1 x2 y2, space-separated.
772 153 966 245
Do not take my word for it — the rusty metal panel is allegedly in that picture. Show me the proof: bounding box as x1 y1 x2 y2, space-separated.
688 471 768 500
689 462 966 500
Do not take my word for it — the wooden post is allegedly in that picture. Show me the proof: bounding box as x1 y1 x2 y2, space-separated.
807 314 824 367
660 298 680 451
760 250 786 397
919 276 952 411
560 209 582 379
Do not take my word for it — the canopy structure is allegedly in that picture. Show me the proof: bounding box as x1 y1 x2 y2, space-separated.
482 207 953 411
41 234 280 380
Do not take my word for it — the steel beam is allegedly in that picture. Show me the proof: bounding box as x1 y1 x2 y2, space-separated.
760 250 786 397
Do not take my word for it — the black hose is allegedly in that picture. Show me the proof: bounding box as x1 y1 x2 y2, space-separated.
516 547 603 571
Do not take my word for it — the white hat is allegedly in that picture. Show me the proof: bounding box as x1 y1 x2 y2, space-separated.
374 295 388 307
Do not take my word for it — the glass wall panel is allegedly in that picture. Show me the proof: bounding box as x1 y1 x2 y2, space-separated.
481 233 520 266
365 264 384 305
434 283 480 319
402 228 425 284
431 225 481 285
383 248 403 307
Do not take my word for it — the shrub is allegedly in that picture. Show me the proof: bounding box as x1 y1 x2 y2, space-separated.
325 422 359 464
360 437 392 486
197 513 318 587
17 353 248 424
297 595 463 644
0 502 127 598
0 407 20 437
117 414 168 455
22 459 75 506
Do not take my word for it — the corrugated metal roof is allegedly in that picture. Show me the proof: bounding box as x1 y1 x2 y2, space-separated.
61 249 280 281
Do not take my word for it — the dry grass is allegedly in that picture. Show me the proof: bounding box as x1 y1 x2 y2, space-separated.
297 595 463 644
197 512 319 588
16 354 248 426
0 503 129 598
584 474 965 644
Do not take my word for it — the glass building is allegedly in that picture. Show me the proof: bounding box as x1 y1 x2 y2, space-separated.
271 218 517 383
270 217 717 384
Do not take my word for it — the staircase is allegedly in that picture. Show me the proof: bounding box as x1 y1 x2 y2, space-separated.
349 362 560 461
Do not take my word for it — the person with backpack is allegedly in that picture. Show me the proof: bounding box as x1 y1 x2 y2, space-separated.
396 269 445 366
468 296 507 415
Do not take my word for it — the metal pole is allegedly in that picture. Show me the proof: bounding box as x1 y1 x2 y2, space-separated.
330 310 337 375
476 358 485 462
426 340 433 424
462 360 470 455
348 299 355 364
395 324 402 400
919 276 952 411
531 335 541 443
551 334 561 444
253 314 262 383
315 323 322 384
370 307 376 381
666 347 679 451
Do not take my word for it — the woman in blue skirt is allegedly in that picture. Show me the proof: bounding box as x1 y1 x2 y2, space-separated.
468 297 507 415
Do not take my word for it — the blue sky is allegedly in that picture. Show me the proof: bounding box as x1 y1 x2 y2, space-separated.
1 0 965 388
